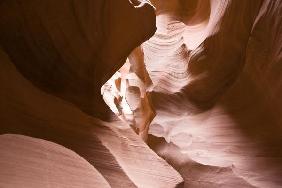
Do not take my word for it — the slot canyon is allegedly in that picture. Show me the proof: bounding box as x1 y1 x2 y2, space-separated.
0 0 282 187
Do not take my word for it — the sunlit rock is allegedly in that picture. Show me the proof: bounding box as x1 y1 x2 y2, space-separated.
102 49 156 141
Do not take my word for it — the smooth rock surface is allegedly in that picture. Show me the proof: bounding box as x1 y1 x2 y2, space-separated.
0 0 156 119
0 134 111 188
0 48 183 187
1 0 282 187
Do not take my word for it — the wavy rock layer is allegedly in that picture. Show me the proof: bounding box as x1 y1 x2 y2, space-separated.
1 0 282 187
0 0 183 187
0 134 111 188
143 0 282 187
0 48 183 187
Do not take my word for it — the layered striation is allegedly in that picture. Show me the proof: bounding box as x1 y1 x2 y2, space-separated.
140 0 282 187
0 0 282 187
0 47 183 187
0 0 183 187
0 134 111 188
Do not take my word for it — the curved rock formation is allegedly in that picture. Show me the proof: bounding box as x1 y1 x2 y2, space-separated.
0 47 183 187
0 0 156 119
1 0 282 187
0 0 182 187
102 49 156 141
140 0 282 187
0 134 111 188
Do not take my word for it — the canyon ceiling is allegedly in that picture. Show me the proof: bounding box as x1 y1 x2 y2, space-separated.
0 0 282 187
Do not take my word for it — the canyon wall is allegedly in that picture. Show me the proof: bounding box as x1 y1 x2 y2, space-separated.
0 0 183 187
0 0 282 187
0 0 156 119
144 0 282 187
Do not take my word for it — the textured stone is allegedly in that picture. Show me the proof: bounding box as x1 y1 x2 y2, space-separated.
0 48 183 187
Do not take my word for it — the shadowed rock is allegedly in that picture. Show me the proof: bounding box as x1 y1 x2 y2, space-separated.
0 0 156 120
0 48 183 187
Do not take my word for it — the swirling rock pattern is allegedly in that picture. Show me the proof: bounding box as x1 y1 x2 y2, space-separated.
139 0 282 187
0 48 183 187
0 0 282 187
0 0 183 187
